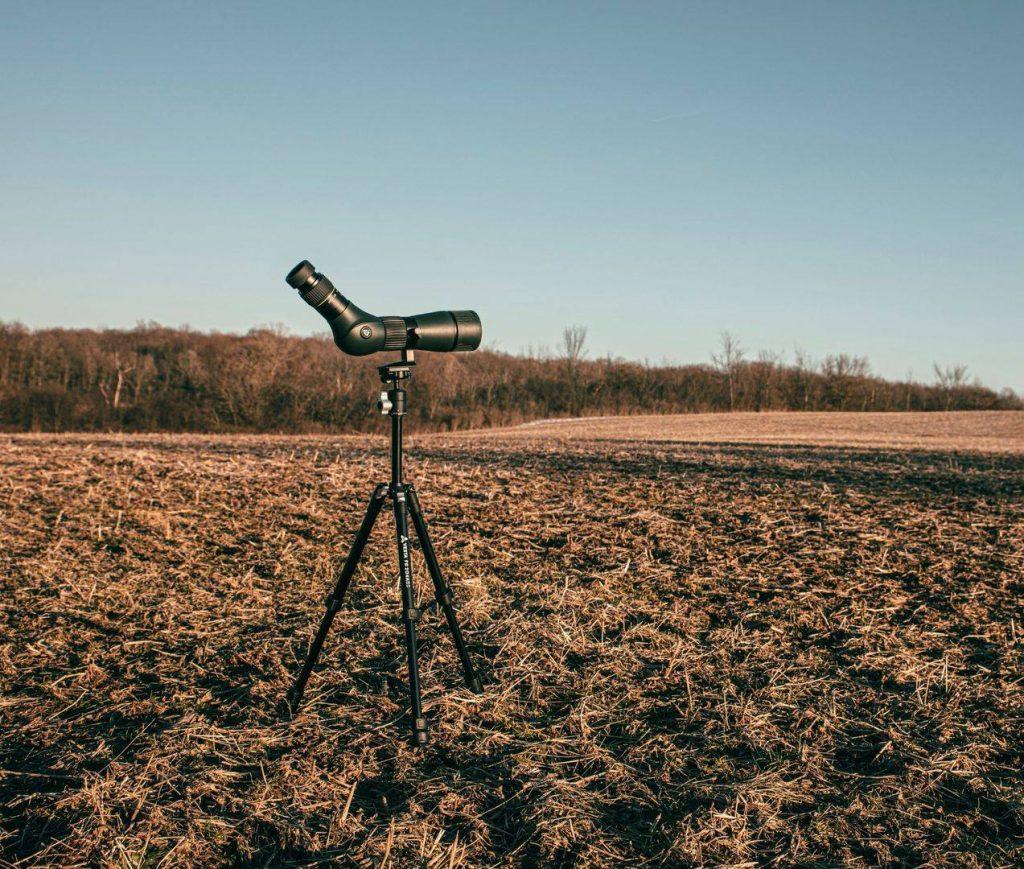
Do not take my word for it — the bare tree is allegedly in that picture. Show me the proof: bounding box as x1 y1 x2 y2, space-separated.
560 325 588 416
711 331 744 410
933 363 969 411
561 325 587 367
793 347 816 410
98 352 134 411
751 349 782 412
821 354 870 410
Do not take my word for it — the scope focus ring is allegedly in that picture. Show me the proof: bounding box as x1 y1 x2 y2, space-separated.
300 277 336 308
381 317 408 350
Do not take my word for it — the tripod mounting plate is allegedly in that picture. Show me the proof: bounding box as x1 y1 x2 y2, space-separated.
378 349 416 383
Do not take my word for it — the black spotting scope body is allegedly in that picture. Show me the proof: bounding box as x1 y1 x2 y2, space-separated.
286 260 482 356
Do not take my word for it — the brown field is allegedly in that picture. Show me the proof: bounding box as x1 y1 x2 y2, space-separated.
469 410 1024 453
2 415 1023 866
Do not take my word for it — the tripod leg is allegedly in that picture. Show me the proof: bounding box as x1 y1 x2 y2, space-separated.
406 484 483 694
393 487 429 745
285 483 389 714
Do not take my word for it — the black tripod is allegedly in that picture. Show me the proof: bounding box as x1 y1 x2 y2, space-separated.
284 350 482 745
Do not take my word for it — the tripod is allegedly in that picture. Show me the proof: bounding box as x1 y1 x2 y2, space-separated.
284 351 483 745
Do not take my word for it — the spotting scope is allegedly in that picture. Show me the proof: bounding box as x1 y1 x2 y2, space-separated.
286 260 482 356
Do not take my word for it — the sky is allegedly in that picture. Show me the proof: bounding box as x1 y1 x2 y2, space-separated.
1 2 1021 392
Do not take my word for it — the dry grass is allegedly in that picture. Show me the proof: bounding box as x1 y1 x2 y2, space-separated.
1 426 1023 866
477 410 1024 453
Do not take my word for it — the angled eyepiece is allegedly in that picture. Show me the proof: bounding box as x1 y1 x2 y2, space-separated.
285 260 482 356
287 260 340 309
286 260 317 291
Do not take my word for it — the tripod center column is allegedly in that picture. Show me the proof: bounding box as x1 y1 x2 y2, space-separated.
389 380 407 489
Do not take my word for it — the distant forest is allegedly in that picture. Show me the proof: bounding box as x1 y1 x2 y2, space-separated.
0 323 1019 433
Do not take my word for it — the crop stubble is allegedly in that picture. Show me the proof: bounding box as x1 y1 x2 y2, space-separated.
1 427 1022 866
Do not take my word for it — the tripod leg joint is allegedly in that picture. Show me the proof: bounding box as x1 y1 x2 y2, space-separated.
403 606 422 624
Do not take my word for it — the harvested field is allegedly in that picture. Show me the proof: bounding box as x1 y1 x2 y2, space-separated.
1 425 1023 866
479 410 1024 454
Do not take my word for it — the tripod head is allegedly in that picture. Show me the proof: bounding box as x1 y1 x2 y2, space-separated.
376 351 414 416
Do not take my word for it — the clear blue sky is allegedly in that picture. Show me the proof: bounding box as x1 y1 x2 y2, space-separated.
1 2 1021 392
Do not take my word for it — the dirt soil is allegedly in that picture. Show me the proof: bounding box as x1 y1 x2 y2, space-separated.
1 424 1023 866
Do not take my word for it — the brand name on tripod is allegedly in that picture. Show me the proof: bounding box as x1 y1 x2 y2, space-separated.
399 535 412 585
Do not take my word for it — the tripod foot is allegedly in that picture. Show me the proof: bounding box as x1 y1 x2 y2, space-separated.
468 675 483 694
282 683 306 715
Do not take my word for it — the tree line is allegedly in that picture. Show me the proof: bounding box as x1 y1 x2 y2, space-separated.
0 322 1018 433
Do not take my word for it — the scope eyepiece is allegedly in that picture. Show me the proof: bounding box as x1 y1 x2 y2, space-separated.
285 260 316 290
286 260 481 356
286 260 340 309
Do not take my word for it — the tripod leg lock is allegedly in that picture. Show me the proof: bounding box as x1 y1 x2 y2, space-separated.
436 588 455 608
403 606 421 624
